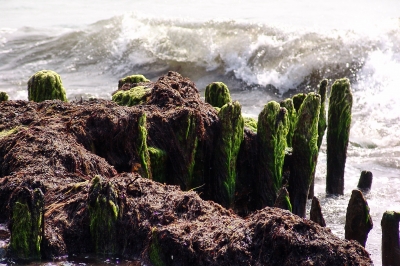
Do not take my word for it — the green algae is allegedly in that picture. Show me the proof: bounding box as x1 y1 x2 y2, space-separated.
243 117 257 133
292 93 306 112
274 187 292 212
205 82 232 108
289 93 320 217
257 101 289 207
27 70 67 102
9 188 44 260
148 147 167 183
136 113 151 179
0 91 9 101
0 127 20 139
112 86 150 106
149 227 165 266
118 74 150 89
88 175 119 255
280 98 297 147
326 78 353 195
214 101 244 208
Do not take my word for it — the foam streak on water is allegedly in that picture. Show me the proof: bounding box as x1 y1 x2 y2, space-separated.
1 1 400 265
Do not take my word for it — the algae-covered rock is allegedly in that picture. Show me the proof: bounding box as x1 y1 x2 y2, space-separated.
289 92 320 217
205 82 232 108
0 92 9 102
213 101 244 208
326 78 353 195
345 190 373 247
118 74 150 89
257 101 289 207
27 70 67 102
112 86 150 106
8 186 44 260
88 175 119 255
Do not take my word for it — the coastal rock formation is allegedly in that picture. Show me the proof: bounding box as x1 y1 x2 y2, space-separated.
0 72 372 264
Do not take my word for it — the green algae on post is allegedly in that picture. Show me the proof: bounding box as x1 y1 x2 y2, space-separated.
205 82 232 108
288 92 320 218
88 175 119 255
326 78 353 195
257 101 289 207
345 190 373 247
137 113 151 179
148 147 167 183
112 86 150 106
118 74 150 89
149 227 166 266
213 101 244 208
0 91 9 101
280 98 297 147
381 211 400 265
27 70 67 102
8 187 44 260
292 93 306 112
273 187 292 212
243 117 257 133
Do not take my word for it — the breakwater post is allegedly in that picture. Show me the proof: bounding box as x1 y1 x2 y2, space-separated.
0 92 8 101
357 170 373 191
326 78 352 195
27 70 67 102
289 93 320 217
205 82 232 108
381 211 400 266
310 196 326 227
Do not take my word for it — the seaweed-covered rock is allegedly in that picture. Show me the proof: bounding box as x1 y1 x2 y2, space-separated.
257 101 289 208
27 70 67 102
112 86 150 106
326 78 353 195
205 82 232 108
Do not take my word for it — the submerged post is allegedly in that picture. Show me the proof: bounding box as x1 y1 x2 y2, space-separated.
213 101 244 208
27 70 67 102
345 190 373 247
381 211 400 266
357 170 373 191
326 78 352 195
257 101 289 207
288 93 320 217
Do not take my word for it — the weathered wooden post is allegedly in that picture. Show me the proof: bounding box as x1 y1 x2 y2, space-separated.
0 91 8 101
257 101 289 207
274 187 292 212
213 101 244 208
381 211 400 266
88 175 120 255
27 70 67 102
310 196 326 227
345 190 373 247
288 93 320 217
357 170 373 191
205 82 232 108
326 78 352 195
8 187 44 260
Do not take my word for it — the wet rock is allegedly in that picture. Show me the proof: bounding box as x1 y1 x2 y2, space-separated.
345 190 373 247
310 196 326 227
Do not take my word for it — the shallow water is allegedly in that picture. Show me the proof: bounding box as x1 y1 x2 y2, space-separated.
1 1 400 265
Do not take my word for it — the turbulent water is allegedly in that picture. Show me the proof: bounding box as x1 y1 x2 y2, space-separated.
1 0 400 265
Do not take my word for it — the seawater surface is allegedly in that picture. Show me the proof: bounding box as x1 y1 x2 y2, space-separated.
1 1 400 265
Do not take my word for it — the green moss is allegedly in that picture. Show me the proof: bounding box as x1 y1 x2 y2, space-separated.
112 86 150 106
326 78 353 195
136 113 151 179
214 101 244 208
149 227 165 266
292 93 306 112
257 101 289 207
317 79 328 149
0 91 9 101
243 117 257 133
0 127 20 139
148 147 168 183
280 98 297 147
27 70 67 102
289 93 321 217
88 176 119 255
285 195 293 212
118 74 149 89
205 82 232 108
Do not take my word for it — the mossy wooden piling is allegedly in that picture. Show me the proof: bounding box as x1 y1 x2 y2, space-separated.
326 78 352 195
288 93 320 217
205 82 232 108
0 92 8 101
118 74 149 89
27 70 67 102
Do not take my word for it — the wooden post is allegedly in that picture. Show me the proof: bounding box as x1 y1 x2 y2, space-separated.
310 196 326 227
381 211 400 266
357 170 373 191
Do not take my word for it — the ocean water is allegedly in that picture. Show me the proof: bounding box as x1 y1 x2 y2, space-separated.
1 0 400 265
